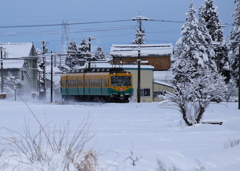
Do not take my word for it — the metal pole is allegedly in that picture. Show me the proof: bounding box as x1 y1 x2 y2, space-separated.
43 56 46 100
50 52 53 103
137 49 141 103
0 47 3 94
238 43 240 109
14 86 16 101
217 26 220 72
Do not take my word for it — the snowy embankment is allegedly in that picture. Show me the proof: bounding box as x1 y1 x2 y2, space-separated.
0 99 239 171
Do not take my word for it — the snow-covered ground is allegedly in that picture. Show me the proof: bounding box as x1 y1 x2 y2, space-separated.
0 98 240 171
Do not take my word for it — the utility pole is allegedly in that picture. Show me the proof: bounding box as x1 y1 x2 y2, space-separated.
217 30 220 72
238 43 240 109
132 15 149 103
39 40 48 101
0 47 3 94
50 51 53 103
87 36 95 69
137 49 141 103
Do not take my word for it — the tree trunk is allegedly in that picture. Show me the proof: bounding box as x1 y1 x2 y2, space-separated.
196 106 205 124
180 106 193 126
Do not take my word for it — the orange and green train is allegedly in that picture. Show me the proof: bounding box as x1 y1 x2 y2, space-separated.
60 68 133 102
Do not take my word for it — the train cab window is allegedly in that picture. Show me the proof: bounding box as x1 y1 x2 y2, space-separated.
111 76 131 86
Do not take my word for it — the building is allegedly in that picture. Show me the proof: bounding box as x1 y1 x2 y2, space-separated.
123 65 154 102
0 43 38 93
110 44 173 70
80 62 154 102
153 71 174 101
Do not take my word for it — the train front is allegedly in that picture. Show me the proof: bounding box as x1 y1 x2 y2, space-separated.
109 71 133 102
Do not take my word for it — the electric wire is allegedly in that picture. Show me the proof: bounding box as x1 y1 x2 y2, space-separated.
0 26 135 37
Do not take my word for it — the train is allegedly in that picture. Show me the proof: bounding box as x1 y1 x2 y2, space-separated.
60 68 133 102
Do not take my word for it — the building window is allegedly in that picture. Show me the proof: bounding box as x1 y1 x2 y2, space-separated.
11 70 19 76
140 88 150 97
0 71 8 76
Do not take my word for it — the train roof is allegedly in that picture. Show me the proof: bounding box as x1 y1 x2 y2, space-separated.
67 67 128 74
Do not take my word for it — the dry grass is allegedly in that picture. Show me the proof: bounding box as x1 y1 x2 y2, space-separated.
0 118 99 170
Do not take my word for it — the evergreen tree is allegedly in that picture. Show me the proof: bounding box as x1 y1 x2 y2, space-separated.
230 0 240 86
63 39 92 71
174 0 216 81
94 47 106 60
162 0 226 126
198 0 230 83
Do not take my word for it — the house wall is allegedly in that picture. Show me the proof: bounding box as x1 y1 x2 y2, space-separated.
113 55 171 70
153 82 174 102
25 58 38 92
124 67 153 102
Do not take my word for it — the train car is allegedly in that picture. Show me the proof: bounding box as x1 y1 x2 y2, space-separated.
60 68 133 102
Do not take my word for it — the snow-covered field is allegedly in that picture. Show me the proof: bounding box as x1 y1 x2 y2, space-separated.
0 98 240 171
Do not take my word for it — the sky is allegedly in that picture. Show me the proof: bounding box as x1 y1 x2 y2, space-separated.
0 0 236 54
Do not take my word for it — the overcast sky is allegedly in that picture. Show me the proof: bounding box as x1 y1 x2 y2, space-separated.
0 0 235 54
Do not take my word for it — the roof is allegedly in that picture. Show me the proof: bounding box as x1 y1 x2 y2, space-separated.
3 60 24 69
72 62 154 71
154 71 173 80
154 80 173 88
0 43 35 58
110 44 173 57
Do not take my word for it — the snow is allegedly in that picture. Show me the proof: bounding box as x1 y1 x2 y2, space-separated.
0 98 239 171
2 60 24 69
110 44 173 57
0 43 34 58
154 71 173 81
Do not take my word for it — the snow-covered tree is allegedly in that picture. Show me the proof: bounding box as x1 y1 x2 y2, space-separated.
230 0 240 86
198 0 230 83
67 40 78 55
161 0 227 126
63 39 91 71
132 28 145 44
78 39 89 53
93 47 106 60
174 0 216 80
61 38 105 72
0 76 23 97
132 16 149 45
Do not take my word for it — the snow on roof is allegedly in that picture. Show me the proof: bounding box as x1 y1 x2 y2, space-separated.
0 43 34 58
154 71 173 81
110 44 173 57
154 80 173 88
72 62 154 70
3 60 24 69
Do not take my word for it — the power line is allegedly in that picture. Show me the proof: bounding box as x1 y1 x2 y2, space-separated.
0 18 233 29
0 20 132 29
0 26 135 37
